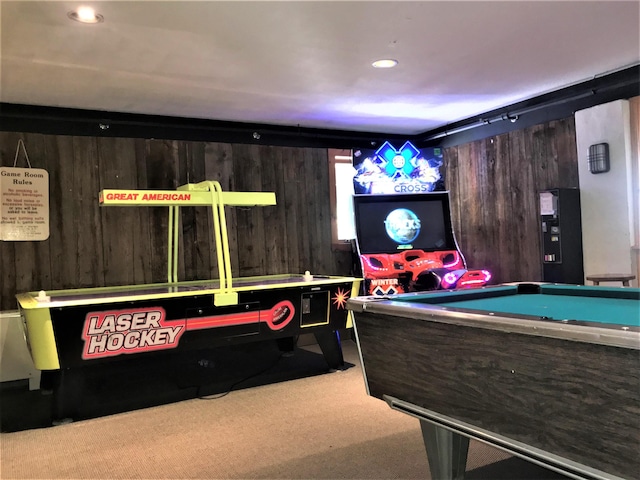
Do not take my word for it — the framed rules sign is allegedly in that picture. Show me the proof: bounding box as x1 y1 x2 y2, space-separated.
0 167 50 241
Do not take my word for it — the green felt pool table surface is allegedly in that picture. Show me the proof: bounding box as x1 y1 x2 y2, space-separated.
395 283 640 328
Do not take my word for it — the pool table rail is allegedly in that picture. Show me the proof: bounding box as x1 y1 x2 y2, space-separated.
349 297 639 350
348 284 640 350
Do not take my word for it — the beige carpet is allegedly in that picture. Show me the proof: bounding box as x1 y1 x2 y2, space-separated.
0 340 566 479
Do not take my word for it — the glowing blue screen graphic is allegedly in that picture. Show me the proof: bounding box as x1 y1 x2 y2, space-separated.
353 142 443 195
384 208 421 244
377 141 421 177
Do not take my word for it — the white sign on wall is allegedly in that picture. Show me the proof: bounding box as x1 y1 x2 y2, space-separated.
0 167 50 241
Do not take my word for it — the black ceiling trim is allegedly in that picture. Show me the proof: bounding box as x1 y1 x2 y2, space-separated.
1 64 638 150
416 64 640 148
0 103 406 150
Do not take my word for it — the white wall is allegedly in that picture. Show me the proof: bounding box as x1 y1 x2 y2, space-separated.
575 99 637 287
0 310 40 389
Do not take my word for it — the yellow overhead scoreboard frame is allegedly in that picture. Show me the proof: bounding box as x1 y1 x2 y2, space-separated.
99 180 276 307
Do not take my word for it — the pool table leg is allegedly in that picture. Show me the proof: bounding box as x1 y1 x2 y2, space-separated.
420 420 470 480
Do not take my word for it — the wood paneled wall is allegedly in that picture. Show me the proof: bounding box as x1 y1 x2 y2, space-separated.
1 116 579 309
443 117 579 284
0 133 352 310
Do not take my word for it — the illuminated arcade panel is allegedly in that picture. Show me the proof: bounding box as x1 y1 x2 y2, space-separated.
353 141 444 195
353 192 456 254
353 192 490 294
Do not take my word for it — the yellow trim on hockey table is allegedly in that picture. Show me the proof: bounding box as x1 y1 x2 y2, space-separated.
16 306 60 370
16 275 362 309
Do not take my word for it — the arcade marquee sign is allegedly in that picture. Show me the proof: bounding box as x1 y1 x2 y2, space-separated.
353 141 444 195
100 191 193 203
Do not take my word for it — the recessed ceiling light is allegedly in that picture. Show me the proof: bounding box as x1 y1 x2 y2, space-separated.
372 59 398 69
68 6 104 24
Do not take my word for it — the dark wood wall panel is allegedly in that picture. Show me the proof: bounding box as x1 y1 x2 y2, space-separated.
283 150 304 272
486 135 514 281
178 141 208 282
98 137 137 286
1 116 577 308
0 134 351 310
145 140 180 283
444 116 579 284
46 135 75 289
203 142 236 279
260 147 288 275
507 130 540 282
234 144 266 277
310 148 335 274
293 151 313 274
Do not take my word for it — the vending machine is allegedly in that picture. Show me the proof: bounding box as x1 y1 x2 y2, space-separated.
539 188 584 284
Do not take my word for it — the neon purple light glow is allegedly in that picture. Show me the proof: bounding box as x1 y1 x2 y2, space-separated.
443 272 457 284
443 253 461 269
361 256 388 272
458 270 492 287
442 272 458 288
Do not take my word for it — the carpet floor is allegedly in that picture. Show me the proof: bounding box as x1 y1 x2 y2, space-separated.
0 339 569 479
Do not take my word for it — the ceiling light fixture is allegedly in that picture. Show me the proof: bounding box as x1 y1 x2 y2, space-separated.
68 6 104 24
372 59 398 69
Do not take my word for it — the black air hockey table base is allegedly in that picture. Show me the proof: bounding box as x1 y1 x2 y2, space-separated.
17 274 360 424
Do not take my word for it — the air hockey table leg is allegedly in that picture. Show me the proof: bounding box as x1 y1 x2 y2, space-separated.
41 369 78 425
313 329 345 370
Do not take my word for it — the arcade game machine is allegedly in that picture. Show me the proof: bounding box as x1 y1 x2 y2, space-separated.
352 141 490 295
16 181 360 424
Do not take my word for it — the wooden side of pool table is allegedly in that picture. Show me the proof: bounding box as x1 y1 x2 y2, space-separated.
353 311 640 479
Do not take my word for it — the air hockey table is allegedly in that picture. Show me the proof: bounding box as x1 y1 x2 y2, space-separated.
17 273 360 421
348 283 640 480
15 181 362 422
18 273 360 372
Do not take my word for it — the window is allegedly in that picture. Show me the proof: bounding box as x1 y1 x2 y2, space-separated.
328 149 356 250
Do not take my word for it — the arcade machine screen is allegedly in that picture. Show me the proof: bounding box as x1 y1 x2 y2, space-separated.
354 193 456 254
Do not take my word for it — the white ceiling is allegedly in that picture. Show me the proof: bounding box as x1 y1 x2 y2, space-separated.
2 1 639 135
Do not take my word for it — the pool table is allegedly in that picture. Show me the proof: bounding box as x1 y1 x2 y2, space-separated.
347 283 640 480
